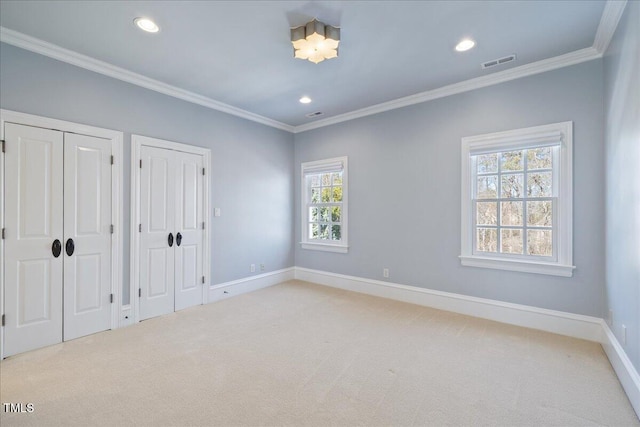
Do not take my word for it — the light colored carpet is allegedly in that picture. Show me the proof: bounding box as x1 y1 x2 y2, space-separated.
1 280 638 426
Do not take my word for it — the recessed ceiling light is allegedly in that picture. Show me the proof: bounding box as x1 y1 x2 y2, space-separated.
134 17 159 33
299 96 312 104
455 38 475 52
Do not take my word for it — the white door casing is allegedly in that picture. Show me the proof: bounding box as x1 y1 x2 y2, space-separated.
63 133 113 341
3 123 64 357
1 109 123 359
131 135 210 323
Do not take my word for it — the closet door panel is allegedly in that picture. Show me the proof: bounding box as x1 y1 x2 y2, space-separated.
139 146 175 320
4 123 63 357
63 133 112 340
174 152 204 311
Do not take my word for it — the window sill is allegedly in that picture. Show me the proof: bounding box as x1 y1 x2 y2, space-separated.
301 242 349 253
459 255 575 277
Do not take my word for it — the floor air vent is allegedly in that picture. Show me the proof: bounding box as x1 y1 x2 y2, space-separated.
306 111 324 118
482 54 516 69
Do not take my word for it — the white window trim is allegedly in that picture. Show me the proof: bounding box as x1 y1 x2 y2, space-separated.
460 122 575 277
301 156 348 253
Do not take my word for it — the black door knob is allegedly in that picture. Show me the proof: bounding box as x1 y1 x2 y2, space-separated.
168 233 174 247
176 232 182 246
52 239 62 258
65 238 75 256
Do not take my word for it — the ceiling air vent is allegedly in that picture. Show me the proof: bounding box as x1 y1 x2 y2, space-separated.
306 111 324 118
481 54 517 69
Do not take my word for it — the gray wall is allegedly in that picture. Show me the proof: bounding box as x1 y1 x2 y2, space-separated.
0 43 295 305
604 1 640 372
294 60 605 317
0 39 615 320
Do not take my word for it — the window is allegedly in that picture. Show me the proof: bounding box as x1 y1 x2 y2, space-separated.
460 122 574 277
301 157 348 253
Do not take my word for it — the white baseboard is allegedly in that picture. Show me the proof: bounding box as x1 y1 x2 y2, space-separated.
119 305 134 328
294 267 602 342
601 321 640 415
208 267 295 303
202 266 639 416
294 267 640 417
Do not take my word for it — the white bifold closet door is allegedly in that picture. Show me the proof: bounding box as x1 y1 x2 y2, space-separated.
139 146 203 321
63 133 112 341
174 151 204 311
3 123 112 357
4 124 64 357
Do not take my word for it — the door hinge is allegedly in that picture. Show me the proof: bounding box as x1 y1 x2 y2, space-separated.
110 294 114 303
202 222 205 230
111 155 114 165
1 228 4 239
1 314 5 327
110 224 114 234
139 159 142 168
139 224 142 232
139 288 142 298
202 276 205 284
202 167 205 176
1 139 5 153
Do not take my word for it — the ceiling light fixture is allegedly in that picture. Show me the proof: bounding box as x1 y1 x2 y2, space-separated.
455 38 475 52
291 19 340 64
134 17 159 33
299 96 312 104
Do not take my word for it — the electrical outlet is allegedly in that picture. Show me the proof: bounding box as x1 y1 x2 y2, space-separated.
250 264 255 273
383 268 389 278
260 264 265 271
214 207 221 217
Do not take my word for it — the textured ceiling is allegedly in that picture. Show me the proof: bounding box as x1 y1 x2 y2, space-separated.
0 1 606 128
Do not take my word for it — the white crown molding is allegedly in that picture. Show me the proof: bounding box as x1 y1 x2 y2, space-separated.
593 0 628 54
0 27 295 133
0 0 626 135
293 46 601 133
